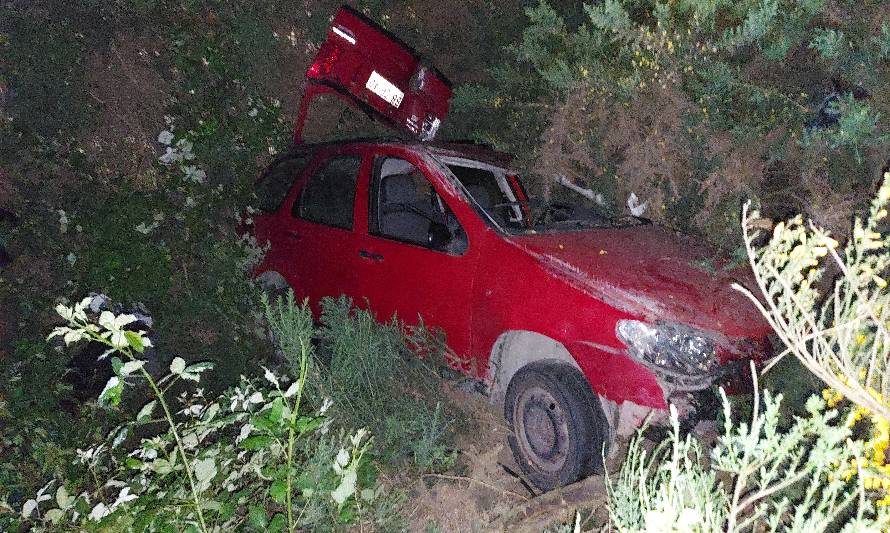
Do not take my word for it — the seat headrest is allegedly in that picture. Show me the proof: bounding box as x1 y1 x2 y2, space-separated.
381 174 417 204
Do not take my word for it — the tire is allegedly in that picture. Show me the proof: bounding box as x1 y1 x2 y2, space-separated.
504 360 608 492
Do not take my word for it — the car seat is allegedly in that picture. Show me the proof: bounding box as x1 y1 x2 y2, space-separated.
380 174 431 244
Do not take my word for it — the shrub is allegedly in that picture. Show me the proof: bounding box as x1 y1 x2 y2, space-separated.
305 296 459 472
11 296 386 532
606 172 890 531
607 375 886 532
453 1 890 248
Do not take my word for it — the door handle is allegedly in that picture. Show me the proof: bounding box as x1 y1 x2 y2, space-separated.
286 230 302 240
358 249 384 262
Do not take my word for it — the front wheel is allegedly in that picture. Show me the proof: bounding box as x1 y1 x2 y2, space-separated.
504 361 608 491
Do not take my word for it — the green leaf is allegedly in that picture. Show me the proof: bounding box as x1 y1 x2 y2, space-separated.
267 397 284 424
269 480 287 504
120 360 145 377
269 513 285 531
136 400 156 422
170 357 186 375
194 457 217 487
98 376 123 406
294 416 322 434
124 330 145 353
184 361 214 374
111 356 123 376
248 504 268 529
331 470 357 508
240 435 273 450
44 508 64 523
56 485 74 509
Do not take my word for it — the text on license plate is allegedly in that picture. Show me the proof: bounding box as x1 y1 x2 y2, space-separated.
365 71 404 108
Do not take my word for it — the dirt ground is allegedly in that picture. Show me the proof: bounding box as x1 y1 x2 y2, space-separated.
401 383 610 532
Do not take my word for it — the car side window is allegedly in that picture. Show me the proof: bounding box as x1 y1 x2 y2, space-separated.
370 157 467 254
256 155 312 213
293 155 361 229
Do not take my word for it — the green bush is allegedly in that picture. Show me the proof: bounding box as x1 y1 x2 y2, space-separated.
453 0 890 249
607 380 886 532
308 296 459 472
8 296 396 532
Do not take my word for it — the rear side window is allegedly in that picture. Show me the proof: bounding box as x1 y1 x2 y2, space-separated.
293 155 361 229
256 155 311 212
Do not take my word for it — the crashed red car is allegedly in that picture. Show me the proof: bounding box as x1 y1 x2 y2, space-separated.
253 6 773 491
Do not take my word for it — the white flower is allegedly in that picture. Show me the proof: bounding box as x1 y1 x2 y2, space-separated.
66 252 77 265
262 366 279 387
58 210 69 233
333 448 350 474
175 139 195 160
677 507 703 530
248 108 259 117
88 502 109 521
182 165 206 183
627 192 648 217
248 391 264 404
159 146 179 164
110 487 137 511
134 222 156 235
157 130 174 145
236 423 253 444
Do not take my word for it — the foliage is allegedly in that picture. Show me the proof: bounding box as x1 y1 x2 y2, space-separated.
453 0 890 248
308 296 459 472
607 379 886 532
733 170 890 510
736 172 890 423
9 295 390 532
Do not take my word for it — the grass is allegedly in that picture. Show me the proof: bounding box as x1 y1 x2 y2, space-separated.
264 293 463 473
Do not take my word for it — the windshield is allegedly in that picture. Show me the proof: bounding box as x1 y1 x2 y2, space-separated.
437 157 648 234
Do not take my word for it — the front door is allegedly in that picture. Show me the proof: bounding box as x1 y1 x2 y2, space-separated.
353 149 479 367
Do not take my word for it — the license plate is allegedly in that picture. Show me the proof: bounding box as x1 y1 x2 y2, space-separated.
365 71 404 108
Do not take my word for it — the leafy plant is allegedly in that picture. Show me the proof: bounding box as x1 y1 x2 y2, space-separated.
310 296 459 472
14 295 380 531
607 374 885 532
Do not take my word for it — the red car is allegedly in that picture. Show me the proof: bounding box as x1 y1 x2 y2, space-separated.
254 6 773 491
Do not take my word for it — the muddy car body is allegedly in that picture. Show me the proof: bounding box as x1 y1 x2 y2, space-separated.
253 5 772 491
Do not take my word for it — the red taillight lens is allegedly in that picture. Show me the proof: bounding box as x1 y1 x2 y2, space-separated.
307 44 340 79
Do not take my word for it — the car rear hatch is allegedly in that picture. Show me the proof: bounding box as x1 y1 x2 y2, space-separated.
294 5 452 143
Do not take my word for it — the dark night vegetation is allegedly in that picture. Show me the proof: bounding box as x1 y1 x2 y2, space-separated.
1 0 890 530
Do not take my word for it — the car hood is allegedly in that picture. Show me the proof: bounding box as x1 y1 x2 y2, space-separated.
510 226 772 339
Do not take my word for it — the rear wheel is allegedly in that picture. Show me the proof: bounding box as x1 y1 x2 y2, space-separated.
504 361 608 491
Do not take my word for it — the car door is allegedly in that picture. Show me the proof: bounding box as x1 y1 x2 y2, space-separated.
352 148 480 366
280 149 367 311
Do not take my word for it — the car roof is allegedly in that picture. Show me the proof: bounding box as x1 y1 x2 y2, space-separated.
290 138 515 169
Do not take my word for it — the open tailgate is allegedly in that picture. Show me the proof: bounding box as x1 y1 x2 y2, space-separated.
294 5 452 143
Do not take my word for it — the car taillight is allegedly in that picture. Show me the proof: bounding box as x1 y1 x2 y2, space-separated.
307 44 341 79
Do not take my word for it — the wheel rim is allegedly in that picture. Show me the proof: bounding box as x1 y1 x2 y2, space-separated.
513 385 570 474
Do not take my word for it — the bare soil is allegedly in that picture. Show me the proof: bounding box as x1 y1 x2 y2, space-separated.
402 383 609 532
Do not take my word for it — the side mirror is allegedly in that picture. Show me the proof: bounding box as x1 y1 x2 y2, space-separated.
427 222 452 250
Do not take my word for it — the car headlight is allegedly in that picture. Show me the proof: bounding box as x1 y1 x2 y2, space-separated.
615 320 717 376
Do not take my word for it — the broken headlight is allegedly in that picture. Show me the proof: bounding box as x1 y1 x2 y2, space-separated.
616 320 717 376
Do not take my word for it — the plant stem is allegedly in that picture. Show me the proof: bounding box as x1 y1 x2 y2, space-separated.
140 365 209 533
286 337 310 533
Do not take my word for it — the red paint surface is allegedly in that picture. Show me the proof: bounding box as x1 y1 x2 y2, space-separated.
294 6 452 143
254 141 774 412
257 6 773 416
